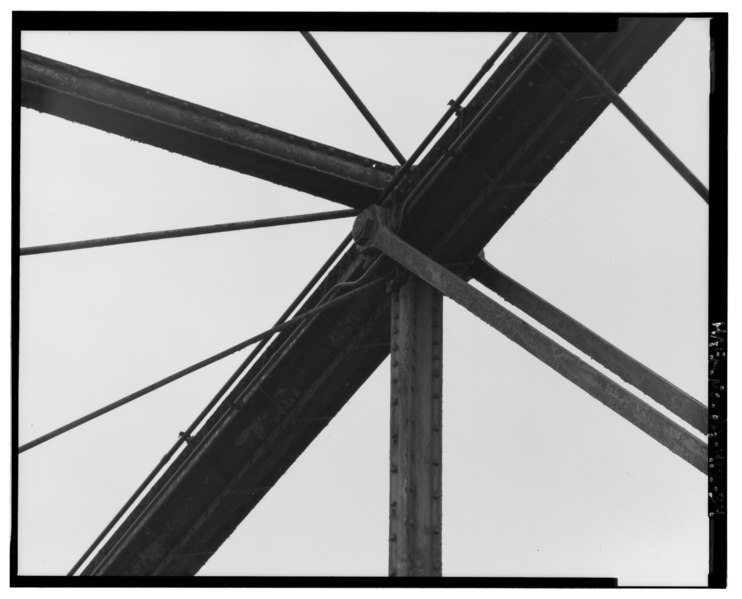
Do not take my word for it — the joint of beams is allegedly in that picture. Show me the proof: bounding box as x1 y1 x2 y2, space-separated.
352 205 394 249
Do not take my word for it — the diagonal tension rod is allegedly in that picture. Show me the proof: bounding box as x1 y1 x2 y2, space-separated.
18 275 384 455
20 209 357 256
66 232 356 576
352 208 707 474
549 32 709 203
301 31 406 165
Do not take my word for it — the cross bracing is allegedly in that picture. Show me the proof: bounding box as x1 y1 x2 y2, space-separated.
17 18 714 581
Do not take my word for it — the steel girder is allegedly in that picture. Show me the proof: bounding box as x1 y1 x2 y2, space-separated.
20 50 395 209
76 19 685 575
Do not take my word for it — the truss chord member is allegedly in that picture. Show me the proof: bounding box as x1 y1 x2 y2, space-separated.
547 32 709 203
20 209 358 256
301 31 406 165
352 210 707 474
375 32 519 208
471 257 708 434
389 274 443 576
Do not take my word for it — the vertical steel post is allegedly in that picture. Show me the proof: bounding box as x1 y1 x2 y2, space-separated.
389 275 443 577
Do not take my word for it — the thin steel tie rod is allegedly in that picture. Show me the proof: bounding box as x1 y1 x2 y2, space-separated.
548 32 709 203
67 232 355 576
301 31 406 165
20 209 358 256
18 275 384 455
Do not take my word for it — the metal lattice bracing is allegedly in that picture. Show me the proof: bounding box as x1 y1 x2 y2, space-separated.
16 16 714 580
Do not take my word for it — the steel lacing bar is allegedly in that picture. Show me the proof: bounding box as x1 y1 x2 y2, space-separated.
301 31 406 165
19 275 384 455
20 209 357 256
66 232 354 576
548 32 709 203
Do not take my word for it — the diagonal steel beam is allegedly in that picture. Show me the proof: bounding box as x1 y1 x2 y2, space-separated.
20 50 395 209
353 211 707 474
471 257 708 433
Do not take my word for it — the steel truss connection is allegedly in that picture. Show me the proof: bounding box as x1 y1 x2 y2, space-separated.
352 209 707 475
18 18 708 578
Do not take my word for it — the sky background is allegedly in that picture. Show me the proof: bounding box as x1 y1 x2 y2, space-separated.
17 21 710 584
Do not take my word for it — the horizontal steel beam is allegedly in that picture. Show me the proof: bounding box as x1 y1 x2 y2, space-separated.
353 212 706 474
20 50 395 209
471 257 708 433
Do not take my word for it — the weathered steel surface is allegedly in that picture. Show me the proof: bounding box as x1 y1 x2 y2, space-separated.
472 257 708 433
356 214 707 474
20 51 395 209
389 277 443 576
81 19 683 575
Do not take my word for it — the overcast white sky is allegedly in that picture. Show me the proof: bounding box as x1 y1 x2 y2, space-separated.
17 19 712 584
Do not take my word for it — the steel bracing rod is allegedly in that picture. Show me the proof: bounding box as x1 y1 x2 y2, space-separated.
352 213 707 474
20 209 357 256
301 31 406 165
82 239 380 576
377 32 519 206
548 32 709 203
472 257 708 434
67 233 354 576
18 276 383 455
